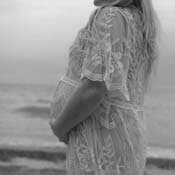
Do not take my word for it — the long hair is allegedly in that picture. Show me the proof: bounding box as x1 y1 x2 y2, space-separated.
115 0 161 93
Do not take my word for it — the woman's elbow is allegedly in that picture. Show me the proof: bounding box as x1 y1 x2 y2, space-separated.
92 84 107 100
81 79 107 101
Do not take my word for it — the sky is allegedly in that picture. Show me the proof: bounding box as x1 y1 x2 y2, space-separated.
0 0 175 87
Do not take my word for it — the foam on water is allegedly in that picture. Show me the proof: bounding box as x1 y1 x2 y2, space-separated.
147 147 175 159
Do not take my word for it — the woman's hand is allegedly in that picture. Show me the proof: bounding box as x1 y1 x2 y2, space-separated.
49 118 56 135
49 77 107 140
49 118 69 144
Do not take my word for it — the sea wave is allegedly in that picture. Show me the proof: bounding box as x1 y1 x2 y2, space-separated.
147 146 175 160
13 105 50 119
37 99 51 104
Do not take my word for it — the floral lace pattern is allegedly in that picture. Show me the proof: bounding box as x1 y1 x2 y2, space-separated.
79 7 132 101
50 6 147 175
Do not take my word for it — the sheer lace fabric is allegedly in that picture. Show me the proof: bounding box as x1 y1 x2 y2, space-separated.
50 6 147 175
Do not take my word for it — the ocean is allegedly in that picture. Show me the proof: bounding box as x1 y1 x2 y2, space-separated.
0 82 175 158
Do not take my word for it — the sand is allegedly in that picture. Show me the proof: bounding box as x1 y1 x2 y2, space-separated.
0 145 175 175
0 163 175 175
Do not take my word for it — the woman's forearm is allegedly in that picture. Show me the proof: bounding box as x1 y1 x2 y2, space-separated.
49 78 107 138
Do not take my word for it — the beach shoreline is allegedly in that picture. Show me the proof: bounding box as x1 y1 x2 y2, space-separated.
0 145 175 175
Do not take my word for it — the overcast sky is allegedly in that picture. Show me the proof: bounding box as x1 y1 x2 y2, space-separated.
0 0 175 87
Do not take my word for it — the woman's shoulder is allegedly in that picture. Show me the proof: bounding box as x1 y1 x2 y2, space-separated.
84 6 138 39
89 6 134 26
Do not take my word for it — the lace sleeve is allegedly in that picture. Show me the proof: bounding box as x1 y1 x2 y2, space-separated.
80 7 131 100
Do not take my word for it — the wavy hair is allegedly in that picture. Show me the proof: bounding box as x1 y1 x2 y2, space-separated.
115 0 161 93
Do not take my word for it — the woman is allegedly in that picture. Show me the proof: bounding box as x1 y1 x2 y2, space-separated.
49 0 160 174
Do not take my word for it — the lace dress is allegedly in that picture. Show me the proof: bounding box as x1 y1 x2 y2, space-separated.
50 6 147 175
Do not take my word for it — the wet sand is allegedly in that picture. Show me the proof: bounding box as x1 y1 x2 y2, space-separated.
0 145 175 175
0 162 175 175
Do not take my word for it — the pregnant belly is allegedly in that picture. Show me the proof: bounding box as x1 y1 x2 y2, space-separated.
49 75 80 120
